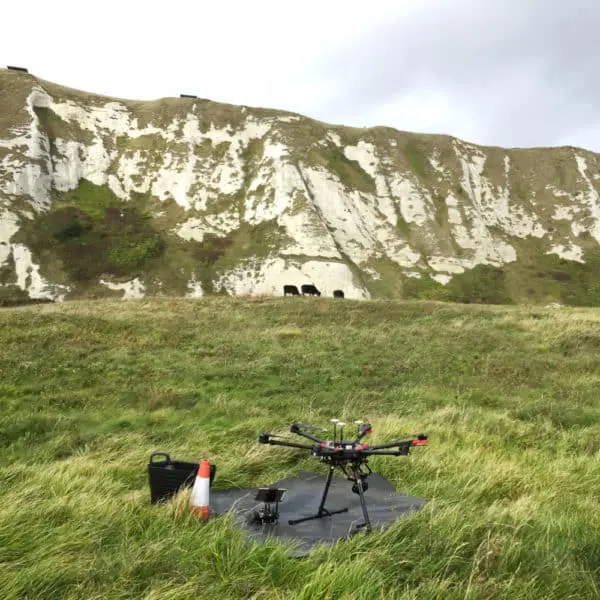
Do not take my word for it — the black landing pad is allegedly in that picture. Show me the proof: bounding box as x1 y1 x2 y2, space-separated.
209 471 426 556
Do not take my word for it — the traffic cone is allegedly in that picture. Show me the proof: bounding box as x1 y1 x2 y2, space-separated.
190 459 211 519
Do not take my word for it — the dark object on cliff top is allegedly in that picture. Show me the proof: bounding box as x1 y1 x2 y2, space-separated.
301 284 321 296
283 285 300 296
7 66 28 73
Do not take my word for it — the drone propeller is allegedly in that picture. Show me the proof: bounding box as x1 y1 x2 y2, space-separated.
353 420 364 438
294 423 328 432
330 418 341 441
260 433 289 440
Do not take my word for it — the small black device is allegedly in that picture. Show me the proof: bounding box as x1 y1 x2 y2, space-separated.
252 487 287 525
258 420 428 532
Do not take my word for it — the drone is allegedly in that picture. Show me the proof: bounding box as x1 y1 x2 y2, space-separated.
258 419 428 533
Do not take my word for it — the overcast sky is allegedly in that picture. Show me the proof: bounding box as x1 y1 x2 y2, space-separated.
3 0 600 151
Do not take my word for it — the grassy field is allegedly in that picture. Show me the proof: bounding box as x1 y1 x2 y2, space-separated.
0 297 599 599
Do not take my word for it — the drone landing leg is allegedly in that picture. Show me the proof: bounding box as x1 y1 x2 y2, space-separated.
288 466 348 526
352 467 372 533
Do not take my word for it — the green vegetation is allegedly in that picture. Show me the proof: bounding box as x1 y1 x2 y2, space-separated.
211 220 291 276
33 106 94 146
400 273 448 301
54 179 121 220
0 68 37 138
240 138 266 196
15 180 164 284
306 144 376 195
0 250 17 285
403 140 431 180
395 214 412 239
7 179 293 300
363 258 407 298
499 247 600 307
0 297 599 599
395 246 600 307
412 265 513 305
0 284 28 304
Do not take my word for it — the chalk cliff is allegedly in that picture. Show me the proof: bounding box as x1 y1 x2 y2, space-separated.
2 68 600 305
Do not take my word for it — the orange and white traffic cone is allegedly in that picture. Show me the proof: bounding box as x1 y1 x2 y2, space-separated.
190 459 211 519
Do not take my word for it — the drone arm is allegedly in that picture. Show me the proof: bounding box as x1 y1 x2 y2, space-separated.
367 440 411 451
290 424 326 444
258 433 315 451
368 434 428 451
359 447 413 457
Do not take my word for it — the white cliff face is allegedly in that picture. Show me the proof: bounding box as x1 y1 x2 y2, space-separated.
574 155 600 244
0 211 19 266
2 74 600 302
547 243 584 263
440 191 518 271
456 147 546 239
100 277 146 299
0 89 54 211
12 243 70 300
0 210 70 300
185 275 204 298
214 258 370 300
52 138 113 190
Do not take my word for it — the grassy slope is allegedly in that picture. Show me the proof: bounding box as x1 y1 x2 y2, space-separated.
1 297 599 599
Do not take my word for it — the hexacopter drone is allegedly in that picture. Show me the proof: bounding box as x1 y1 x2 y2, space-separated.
258 419 428 532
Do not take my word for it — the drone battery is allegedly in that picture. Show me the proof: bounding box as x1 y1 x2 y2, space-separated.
148 451 216 504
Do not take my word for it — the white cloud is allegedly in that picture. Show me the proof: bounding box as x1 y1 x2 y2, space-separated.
2 0 599 151
358 90 479 142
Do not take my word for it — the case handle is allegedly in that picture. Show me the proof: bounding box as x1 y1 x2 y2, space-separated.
149 452 171 464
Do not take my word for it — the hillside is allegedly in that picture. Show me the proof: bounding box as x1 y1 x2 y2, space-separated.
1 68 600 305
0 297 599 599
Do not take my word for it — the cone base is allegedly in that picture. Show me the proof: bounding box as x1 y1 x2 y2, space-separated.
191 505 209 519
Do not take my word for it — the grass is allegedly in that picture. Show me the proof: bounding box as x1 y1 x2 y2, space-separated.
1 297 599 599
403 140 431 181
405 246 600 306
15 180 165 286
0 68 35 138
305 143 376 195
33 106 95 147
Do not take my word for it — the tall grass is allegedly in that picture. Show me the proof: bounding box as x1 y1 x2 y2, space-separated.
0 297 599 599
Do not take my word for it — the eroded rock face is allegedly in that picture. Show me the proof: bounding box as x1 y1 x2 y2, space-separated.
1 69 600 303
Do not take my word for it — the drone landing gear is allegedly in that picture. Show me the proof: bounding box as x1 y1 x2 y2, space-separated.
288 465 373 533
288 466 348 526
351 469 372 533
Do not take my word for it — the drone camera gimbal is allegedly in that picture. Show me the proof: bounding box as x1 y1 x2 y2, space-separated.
258 421 428 533
252 487 286 526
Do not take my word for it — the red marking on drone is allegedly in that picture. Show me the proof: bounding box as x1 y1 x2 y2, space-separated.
412 439 428 445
